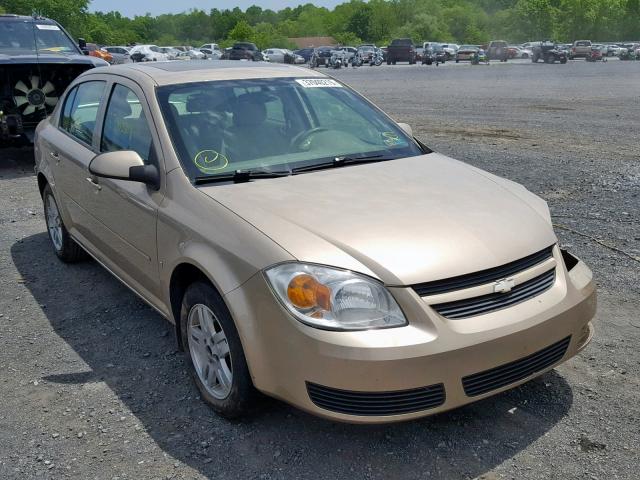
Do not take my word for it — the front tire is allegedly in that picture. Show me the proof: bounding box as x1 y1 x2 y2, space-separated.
42 184 86 263
180 281 256 418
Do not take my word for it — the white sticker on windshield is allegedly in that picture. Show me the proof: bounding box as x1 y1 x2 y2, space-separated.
36 24 61 30
295 78 342 88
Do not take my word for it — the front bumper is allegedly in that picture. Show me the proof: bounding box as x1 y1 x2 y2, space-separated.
225 246 596 423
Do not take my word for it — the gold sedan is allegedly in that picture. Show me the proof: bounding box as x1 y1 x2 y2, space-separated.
34 61 596 423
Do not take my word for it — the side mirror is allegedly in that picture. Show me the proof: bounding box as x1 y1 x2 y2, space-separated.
398 122 413 137
78 37 87 54
89 151 160 190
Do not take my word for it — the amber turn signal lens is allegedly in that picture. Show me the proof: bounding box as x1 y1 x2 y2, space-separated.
287 274 331 310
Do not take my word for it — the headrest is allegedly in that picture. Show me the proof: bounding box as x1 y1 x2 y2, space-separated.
231 93 268 127
186 93 217 113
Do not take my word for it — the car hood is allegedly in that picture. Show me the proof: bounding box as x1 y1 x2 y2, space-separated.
199 154 557 286
0 53 107 66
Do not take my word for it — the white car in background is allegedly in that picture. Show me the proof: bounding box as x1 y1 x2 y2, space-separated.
509 46 533 59
262 48 286 62
440 43 459 60
129 44 169 62
200 43 223 59
286 49 305 64
159 47 182 60
101 46 131 64
176 49 206 60
262 48 304 64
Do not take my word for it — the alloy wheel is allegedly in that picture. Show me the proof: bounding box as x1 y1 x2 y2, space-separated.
44 192 63 251
187 304 233 399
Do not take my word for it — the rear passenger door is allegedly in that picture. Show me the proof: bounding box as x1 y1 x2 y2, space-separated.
44 79 107 244
84 80 165 305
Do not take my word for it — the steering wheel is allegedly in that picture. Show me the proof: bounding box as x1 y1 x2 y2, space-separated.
290 127 330 150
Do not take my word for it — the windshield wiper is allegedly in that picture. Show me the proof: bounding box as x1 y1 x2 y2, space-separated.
291 154 394 174
194 169 291 185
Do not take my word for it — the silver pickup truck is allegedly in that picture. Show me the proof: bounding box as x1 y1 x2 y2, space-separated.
569 40 592 59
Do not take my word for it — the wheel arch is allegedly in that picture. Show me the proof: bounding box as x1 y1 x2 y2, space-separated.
37 172 49 197
169 262 218 348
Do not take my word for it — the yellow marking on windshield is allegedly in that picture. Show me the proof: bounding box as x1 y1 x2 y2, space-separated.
194 150 229 174
382 131 402 146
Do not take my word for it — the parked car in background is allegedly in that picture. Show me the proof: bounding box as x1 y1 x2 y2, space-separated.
35 62 596 424
293 48 314 63
200 43 222 59
487 40 508 61
263 48 295 64
310 46 334 67
456 45 479 62
159 47 181 60
355 45 377 64
422 42 446 65
507 46 532 59
229 42 263 61
177 48 206 60
129 45 169 62
586 45 605 62
440 43 458 60
336 46 357 62
287 49 305 64
605 44 622 56
531 41 567 64
569 40 592 59
0 14 107 146
85 43 113 64
102 46 131 64
386 38 417 64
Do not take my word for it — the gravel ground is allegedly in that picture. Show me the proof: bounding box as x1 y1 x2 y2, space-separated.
0 59 638 480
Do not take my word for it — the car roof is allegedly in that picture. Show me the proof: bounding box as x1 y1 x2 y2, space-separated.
85 61 326 86
0 14 56 23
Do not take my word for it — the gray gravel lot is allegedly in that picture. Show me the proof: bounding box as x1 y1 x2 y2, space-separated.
1 59 638 480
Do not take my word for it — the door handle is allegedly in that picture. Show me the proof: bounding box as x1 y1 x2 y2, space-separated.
86 177 102 191
50 151 60 163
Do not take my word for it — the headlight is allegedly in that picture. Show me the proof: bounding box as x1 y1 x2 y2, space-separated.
265 263 407 331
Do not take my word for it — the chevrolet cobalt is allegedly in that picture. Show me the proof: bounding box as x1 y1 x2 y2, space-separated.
34 62 596 423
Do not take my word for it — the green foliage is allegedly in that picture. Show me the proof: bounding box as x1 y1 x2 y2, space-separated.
0 0 633 48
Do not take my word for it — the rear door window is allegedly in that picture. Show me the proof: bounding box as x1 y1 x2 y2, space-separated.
60 80 106 146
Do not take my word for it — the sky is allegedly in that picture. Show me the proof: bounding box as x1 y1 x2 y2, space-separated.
89 1 345 18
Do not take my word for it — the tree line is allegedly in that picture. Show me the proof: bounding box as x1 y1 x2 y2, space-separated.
1 0 639 49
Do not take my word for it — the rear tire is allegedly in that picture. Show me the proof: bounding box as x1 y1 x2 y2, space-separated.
42 184 86 263
180 281 257 419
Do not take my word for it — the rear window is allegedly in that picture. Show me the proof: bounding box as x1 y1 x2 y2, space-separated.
391 39 412 46
576 41 591 46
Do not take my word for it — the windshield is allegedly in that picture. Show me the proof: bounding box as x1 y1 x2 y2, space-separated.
0 20 78 55
157 77 424 181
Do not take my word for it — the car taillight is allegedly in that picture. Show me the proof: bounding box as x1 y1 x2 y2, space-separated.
572 47 576 52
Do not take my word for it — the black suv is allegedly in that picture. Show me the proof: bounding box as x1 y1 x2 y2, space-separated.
0 14 107 146
228 42 263 61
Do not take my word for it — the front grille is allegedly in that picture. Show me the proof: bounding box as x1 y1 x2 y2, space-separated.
306 382 445 416
462 336 571 397
432 268 556 319
412 245 554 297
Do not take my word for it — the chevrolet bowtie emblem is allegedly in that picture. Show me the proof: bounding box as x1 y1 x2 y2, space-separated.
493 278 515 293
